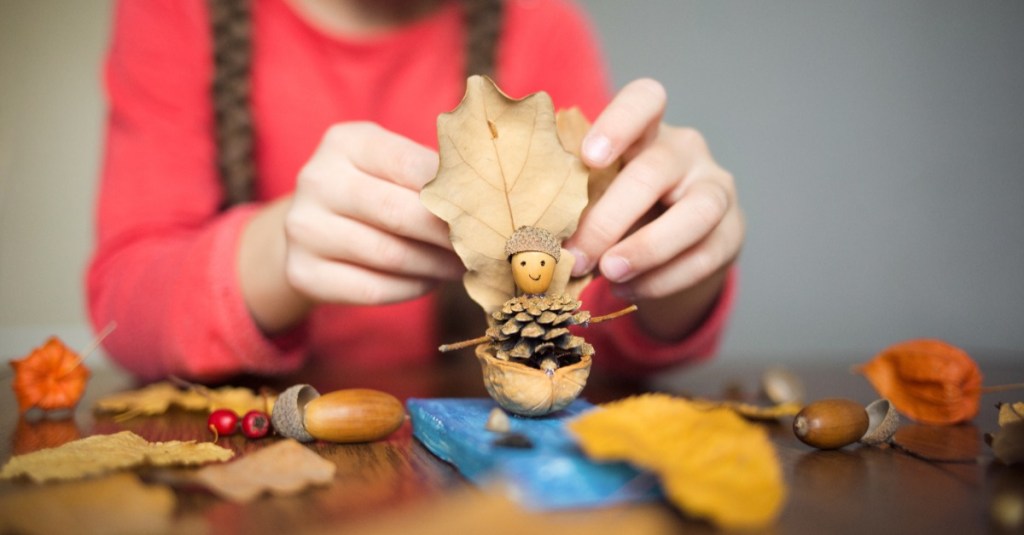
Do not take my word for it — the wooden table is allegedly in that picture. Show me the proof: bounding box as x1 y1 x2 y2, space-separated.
1 353 1022 534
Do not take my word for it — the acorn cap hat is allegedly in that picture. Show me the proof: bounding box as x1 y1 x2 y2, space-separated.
504 226 561 262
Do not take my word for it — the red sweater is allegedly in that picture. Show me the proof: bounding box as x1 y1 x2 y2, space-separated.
89 0 734 380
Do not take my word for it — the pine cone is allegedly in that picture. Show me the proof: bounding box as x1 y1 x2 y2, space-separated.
486 294 594 371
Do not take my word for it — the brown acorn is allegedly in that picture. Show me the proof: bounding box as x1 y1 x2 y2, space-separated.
303 389 405 443
271 385 405 443
793 398 870 450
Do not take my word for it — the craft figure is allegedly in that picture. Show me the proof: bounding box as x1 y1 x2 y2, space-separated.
422 76 634 416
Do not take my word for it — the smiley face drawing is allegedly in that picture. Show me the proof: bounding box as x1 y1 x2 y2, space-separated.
504 226 561 295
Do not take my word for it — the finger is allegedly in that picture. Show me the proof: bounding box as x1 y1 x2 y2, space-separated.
330 169 453 250
582 78 667 168
565 140 681 275
324 122 439 190
599 178 731 283
286 207 464 281
287 250 440 305
612 205 744 300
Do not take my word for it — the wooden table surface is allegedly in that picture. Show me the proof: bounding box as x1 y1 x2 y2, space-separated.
1 352 1022 534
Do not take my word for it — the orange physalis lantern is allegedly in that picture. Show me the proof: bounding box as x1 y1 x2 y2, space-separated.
857 339 982 425
10 337 90 414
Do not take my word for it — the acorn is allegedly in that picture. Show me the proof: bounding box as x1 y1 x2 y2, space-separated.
270 384 406 443
793 398 869 450
859 398 900 446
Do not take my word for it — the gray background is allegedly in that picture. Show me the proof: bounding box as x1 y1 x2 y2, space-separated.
581 0 1024 362
1 1 1021 365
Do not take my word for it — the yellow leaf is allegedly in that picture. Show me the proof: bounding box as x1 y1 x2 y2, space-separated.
568 394 786 530
94 381 274 419
998 402 1024 428
0 431 233 482
689 399 803 421
0 473 175 535
194 439 336 502
422 76 590 315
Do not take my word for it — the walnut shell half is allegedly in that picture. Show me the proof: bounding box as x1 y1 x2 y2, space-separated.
476 343 591 416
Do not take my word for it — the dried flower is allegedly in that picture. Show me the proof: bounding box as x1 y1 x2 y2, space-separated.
857 339 982 425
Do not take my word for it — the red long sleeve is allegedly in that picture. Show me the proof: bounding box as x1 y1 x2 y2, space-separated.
89 0 731 380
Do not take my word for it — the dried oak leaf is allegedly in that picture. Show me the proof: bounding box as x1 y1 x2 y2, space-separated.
0 473 174 535
0 430 233 483
9 337 90 414
987 402 1024 465
568 394 786 530
554 106 621 297
997 402 1024 427
689 399 803 421
857 339 982 425
421 75 590 315
194 439 336 502
95 381 274 419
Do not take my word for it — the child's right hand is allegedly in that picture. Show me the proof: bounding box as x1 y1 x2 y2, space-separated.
284 122 464 304
240 122 463 333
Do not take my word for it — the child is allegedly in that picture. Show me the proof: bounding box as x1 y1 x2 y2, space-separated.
89 0 742 380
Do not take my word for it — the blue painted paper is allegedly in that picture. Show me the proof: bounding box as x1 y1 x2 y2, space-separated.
407 398 659 510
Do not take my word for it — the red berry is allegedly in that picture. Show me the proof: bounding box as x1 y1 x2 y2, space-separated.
241 410 271 439
207 409 239 439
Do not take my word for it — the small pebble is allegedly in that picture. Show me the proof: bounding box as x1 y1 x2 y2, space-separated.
492 432 533 449
485 407 511 434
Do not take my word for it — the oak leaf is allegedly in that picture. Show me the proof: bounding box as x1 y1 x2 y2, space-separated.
689 399 803 421
194 439 337 502
568 394 786 529
997 402 1024 427
857 339 982 425
0 430 233 483
95 381 274 419
9 337 89 414
421 76 590 315
987 402 1024 465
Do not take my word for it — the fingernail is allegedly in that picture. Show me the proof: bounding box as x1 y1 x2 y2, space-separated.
582 134 612 167
568 247 591 277
601 255 631 282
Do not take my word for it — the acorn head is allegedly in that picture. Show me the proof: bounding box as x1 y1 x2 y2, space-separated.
504 226 561 263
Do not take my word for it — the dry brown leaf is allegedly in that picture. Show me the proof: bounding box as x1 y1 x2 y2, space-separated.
568 394 786 530
856 339 982 425
95 381 274 418
0 473 174 535
554 107 621 298
998 402 1024 427
422 75 590 315
689 399 803 421
0 430 234 482
194 439 336 502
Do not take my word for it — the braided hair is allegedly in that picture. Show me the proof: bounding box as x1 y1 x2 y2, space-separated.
208 0 504 207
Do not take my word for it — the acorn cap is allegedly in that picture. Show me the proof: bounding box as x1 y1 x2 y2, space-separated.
270 384 320 443
860 398 900 446
504 226 560 262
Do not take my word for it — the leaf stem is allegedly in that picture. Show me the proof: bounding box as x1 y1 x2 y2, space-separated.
981 383 1024 394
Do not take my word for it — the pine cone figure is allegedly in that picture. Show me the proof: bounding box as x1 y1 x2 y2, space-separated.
486 294 594 372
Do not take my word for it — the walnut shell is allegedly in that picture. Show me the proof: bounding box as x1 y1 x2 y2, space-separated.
270 384 319 443
476 343 591 417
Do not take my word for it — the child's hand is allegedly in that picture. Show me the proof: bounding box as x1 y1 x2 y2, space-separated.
564 79 744 338
283 122 464 305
